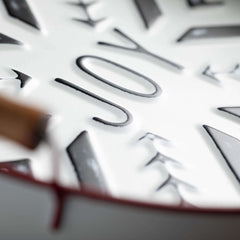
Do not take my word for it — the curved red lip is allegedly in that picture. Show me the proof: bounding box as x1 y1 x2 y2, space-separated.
2 167 240 232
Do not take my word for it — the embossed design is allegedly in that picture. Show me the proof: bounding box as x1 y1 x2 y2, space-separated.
0 159 31 175
138 132 169 142
202 65 220 81
2 0 40 30
12 69 31 88
139 133 195 206
98 28 184 71
55 78 133 127
0 0 238 224
202 64 240 81
67 131 107 192
134 0 162 29
0 69 31 88
218 107 240 119
228 63 240 78
70 0 106 27
76 55 161 98
0 33 22 45
187 0 223 7
156 174 195 206
204 125 240 183
145 152 181 167
177 25 240 42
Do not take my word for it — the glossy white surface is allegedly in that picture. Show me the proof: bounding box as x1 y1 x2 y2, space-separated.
0 0 240 207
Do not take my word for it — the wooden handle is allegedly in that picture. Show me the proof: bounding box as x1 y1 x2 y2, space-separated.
0 95 48 149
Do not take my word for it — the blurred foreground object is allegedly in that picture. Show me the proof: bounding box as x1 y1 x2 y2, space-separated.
0 94 48 149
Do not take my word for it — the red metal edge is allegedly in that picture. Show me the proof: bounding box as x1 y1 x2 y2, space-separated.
1 167 240 216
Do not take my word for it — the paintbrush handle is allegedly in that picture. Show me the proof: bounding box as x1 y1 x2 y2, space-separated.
0 94 48 149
